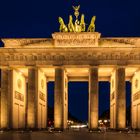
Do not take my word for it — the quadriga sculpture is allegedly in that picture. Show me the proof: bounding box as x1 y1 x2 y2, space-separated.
87 16 96 32
58 6 96 33
68 15 75 32
58 17 68 32
80 14 86 32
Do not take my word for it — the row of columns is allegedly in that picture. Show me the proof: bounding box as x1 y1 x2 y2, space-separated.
89 67 126 130
54 66 126 130
0 66 126 130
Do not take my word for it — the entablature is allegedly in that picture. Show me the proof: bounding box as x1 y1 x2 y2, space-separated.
0 47 140 66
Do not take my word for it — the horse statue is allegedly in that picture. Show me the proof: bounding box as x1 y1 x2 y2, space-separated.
68 15 75 32
87 16 96 32
58 17 68 32
80 14 86 32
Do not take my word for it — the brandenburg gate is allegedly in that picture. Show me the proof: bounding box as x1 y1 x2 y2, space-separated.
0 6 140 130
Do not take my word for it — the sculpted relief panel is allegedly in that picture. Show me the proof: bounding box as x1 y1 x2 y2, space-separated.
55 39 96 47
52 32 101 47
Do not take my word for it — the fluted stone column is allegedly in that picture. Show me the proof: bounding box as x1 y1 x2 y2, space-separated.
116 67 126 129
110 67 126 129
0 69 12 129
27 68 38 129
54 67 68 130
88 67 99 130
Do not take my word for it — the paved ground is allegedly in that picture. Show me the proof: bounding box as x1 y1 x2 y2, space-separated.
0 129 140 140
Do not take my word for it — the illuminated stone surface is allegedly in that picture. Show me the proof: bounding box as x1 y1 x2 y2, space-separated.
0 69 10 128
88 67 98 129
110 67 126 129
27 68 37 129
1 33 140 130
131 70 140 128
54 67 68 130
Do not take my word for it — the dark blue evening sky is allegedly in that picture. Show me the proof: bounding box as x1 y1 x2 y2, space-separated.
48 82 131 122
0 0 138 121
0 0 140 37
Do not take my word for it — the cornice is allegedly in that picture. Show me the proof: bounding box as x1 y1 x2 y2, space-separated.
1 35 140 48
1 38 53 48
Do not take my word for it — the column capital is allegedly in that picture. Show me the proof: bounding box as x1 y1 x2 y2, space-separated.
0 66 13 70
89 65 99 69
115 65 126 69
53 65 64 69
89 66 99 74
27 66 38 70
54 66 68 74
111 65 126 73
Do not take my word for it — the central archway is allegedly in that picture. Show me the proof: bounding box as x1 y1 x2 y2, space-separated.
68 82 88 125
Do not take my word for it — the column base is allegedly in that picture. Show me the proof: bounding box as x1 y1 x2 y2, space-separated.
108 128 128 132
88 128 99 132
132 128 140 132
0 128 11 131
26 128 48 131
54 128 64 132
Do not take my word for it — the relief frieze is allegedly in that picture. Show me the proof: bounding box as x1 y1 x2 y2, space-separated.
1 51 140 65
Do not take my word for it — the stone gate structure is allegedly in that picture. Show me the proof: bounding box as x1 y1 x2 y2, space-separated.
0 5 140 130
0 33 140 130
